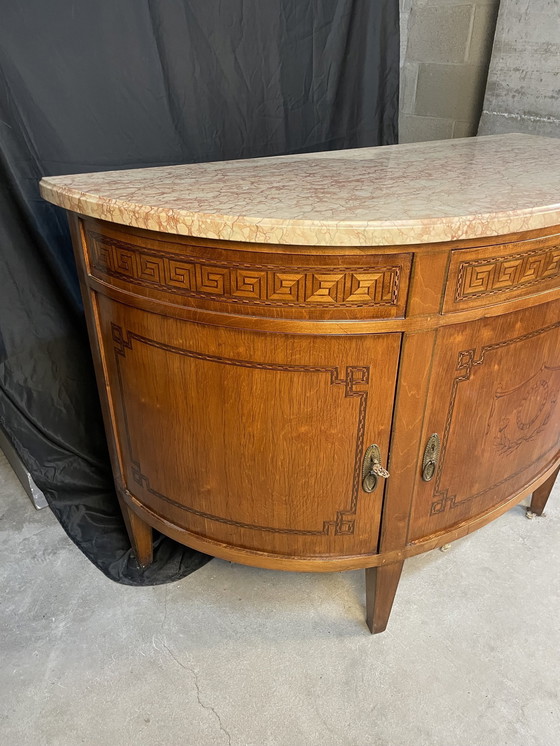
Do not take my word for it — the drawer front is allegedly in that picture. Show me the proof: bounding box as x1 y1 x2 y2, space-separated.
83 220 412 320
444 233 560 313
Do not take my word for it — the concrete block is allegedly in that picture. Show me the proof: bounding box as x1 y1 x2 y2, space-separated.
407 5 474 64
468 3 500 64
415 63 487 121
400 63 418 116
399 114 455 143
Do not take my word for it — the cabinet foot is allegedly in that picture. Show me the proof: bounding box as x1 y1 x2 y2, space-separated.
530 466 559 517
119 497 153 568
365 561 404 634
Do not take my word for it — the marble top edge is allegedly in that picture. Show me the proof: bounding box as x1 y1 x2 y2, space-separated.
40 134 560 246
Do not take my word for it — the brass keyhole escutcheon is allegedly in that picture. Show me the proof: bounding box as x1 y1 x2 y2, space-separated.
422 433 440 482
362 444 390 493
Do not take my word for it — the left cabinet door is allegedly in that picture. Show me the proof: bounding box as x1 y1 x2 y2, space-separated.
95 295 401 560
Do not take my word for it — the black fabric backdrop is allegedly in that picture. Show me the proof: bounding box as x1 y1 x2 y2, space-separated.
0 0 399 584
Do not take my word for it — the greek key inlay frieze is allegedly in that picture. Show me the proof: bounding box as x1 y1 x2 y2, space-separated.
89 233 402 308
455 244 560 302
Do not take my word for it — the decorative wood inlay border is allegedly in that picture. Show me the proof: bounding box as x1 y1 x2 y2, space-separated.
491 365 560 456
430 319 560 515
111 324 369 536
455 244 560 302
90 233 402 308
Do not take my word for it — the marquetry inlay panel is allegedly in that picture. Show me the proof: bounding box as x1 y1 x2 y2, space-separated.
408 299 560 546
87 231 410 317
444 236 560 312
429 319 560 517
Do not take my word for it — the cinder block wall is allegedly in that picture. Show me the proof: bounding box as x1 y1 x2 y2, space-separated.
400 0 500 142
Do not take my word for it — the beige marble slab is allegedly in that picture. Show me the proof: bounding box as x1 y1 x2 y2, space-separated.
39 134 560 246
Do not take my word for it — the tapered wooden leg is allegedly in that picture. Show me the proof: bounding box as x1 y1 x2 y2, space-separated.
365 561 404 634
118 496 153 568
530 466 560 517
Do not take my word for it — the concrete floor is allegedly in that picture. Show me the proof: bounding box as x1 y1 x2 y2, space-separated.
1 451 559 746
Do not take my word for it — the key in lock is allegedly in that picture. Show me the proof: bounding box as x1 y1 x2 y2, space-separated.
362 444 390 493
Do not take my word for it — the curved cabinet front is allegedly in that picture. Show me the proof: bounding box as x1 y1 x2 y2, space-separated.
409 299 560 542
67 215 560 633
97 295 400 559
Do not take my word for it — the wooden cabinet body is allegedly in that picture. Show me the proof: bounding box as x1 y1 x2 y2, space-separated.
64 215 560 632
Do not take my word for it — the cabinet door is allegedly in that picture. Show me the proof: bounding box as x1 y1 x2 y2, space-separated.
409 299 560 542
97 296 401 558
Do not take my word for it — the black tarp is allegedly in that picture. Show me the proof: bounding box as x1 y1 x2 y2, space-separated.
0 0 399 584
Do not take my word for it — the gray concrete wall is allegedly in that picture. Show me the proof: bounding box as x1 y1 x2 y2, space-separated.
478 0 560 138
400 0 500 142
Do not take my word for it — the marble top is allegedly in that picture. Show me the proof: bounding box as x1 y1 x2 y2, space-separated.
40 134 560 247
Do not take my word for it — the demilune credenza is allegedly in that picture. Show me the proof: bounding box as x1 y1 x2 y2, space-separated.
40 134 560 633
